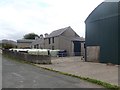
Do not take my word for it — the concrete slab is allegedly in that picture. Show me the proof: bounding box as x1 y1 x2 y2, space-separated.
35 56 119 86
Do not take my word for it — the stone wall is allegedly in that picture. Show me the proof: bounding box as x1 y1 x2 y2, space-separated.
2 49 51 64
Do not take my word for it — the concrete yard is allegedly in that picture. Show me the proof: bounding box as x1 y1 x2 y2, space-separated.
36 56 119 86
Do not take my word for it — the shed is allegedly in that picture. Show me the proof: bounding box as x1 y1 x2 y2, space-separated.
17 39 35 49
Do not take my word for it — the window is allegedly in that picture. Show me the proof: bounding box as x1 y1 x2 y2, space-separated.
49 38 51 44
52 37 54 43
52 46 54 50
34 45 36 49
36 44 39 49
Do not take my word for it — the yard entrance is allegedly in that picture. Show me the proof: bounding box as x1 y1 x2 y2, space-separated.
73 41 81 56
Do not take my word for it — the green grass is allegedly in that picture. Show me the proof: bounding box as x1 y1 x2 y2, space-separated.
2 54 120 90
37 66 120 90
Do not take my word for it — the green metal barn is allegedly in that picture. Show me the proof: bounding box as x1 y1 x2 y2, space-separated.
85 0 120 64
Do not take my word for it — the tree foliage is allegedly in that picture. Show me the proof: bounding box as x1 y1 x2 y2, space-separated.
2 43 16 49
23 33 39 39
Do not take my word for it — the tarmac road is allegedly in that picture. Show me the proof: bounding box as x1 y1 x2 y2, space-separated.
2 56 104 88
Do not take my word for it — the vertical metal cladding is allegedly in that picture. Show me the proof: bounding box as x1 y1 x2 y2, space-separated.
118 1 120 65
85 2 119 64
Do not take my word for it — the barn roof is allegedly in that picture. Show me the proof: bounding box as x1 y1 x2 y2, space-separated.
71 37 85 42
105 0 120 2
45 26 76 38
17 39 35 43
85 1 119 23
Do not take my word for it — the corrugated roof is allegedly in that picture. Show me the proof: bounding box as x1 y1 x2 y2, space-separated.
17 39 35 43
71 37 85 41
105 0 120 2
85 2 119 23
45 26 71 38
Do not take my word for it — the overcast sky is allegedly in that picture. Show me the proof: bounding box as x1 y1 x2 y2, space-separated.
0 0 105 41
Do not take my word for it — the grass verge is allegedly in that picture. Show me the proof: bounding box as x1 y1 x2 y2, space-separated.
2 54 120 90
36 66 120 90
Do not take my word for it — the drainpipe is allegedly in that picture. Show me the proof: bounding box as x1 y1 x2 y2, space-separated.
84 43 87 62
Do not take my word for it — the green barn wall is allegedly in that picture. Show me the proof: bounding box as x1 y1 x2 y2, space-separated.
85 2 119 64
86 16 118 64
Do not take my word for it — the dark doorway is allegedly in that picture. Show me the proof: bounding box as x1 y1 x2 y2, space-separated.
73 41 81 56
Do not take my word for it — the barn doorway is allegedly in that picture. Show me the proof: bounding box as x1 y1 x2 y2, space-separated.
73 41 81 56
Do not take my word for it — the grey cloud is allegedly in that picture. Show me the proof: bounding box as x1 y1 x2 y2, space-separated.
0 29 25 40
0 21 25 40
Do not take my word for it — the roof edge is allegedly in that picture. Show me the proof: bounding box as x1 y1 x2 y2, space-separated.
85 2 103 23
44 26 71 38
104 0 120 2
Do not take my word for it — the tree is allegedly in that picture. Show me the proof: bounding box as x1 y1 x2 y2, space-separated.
2 43 16 49
23 33 39 39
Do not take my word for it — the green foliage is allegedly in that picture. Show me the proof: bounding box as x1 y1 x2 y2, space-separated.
23 33 39 39
2 43 16 49
0 43 2 48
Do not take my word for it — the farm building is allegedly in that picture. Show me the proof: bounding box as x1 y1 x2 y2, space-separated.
85 0 119 64
31 34 44 49
1 39 17 49
17 39 35 49
31 26 85 56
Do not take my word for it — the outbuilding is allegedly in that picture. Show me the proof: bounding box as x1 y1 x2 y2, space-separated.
85 0 119 64
17 39 35 49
